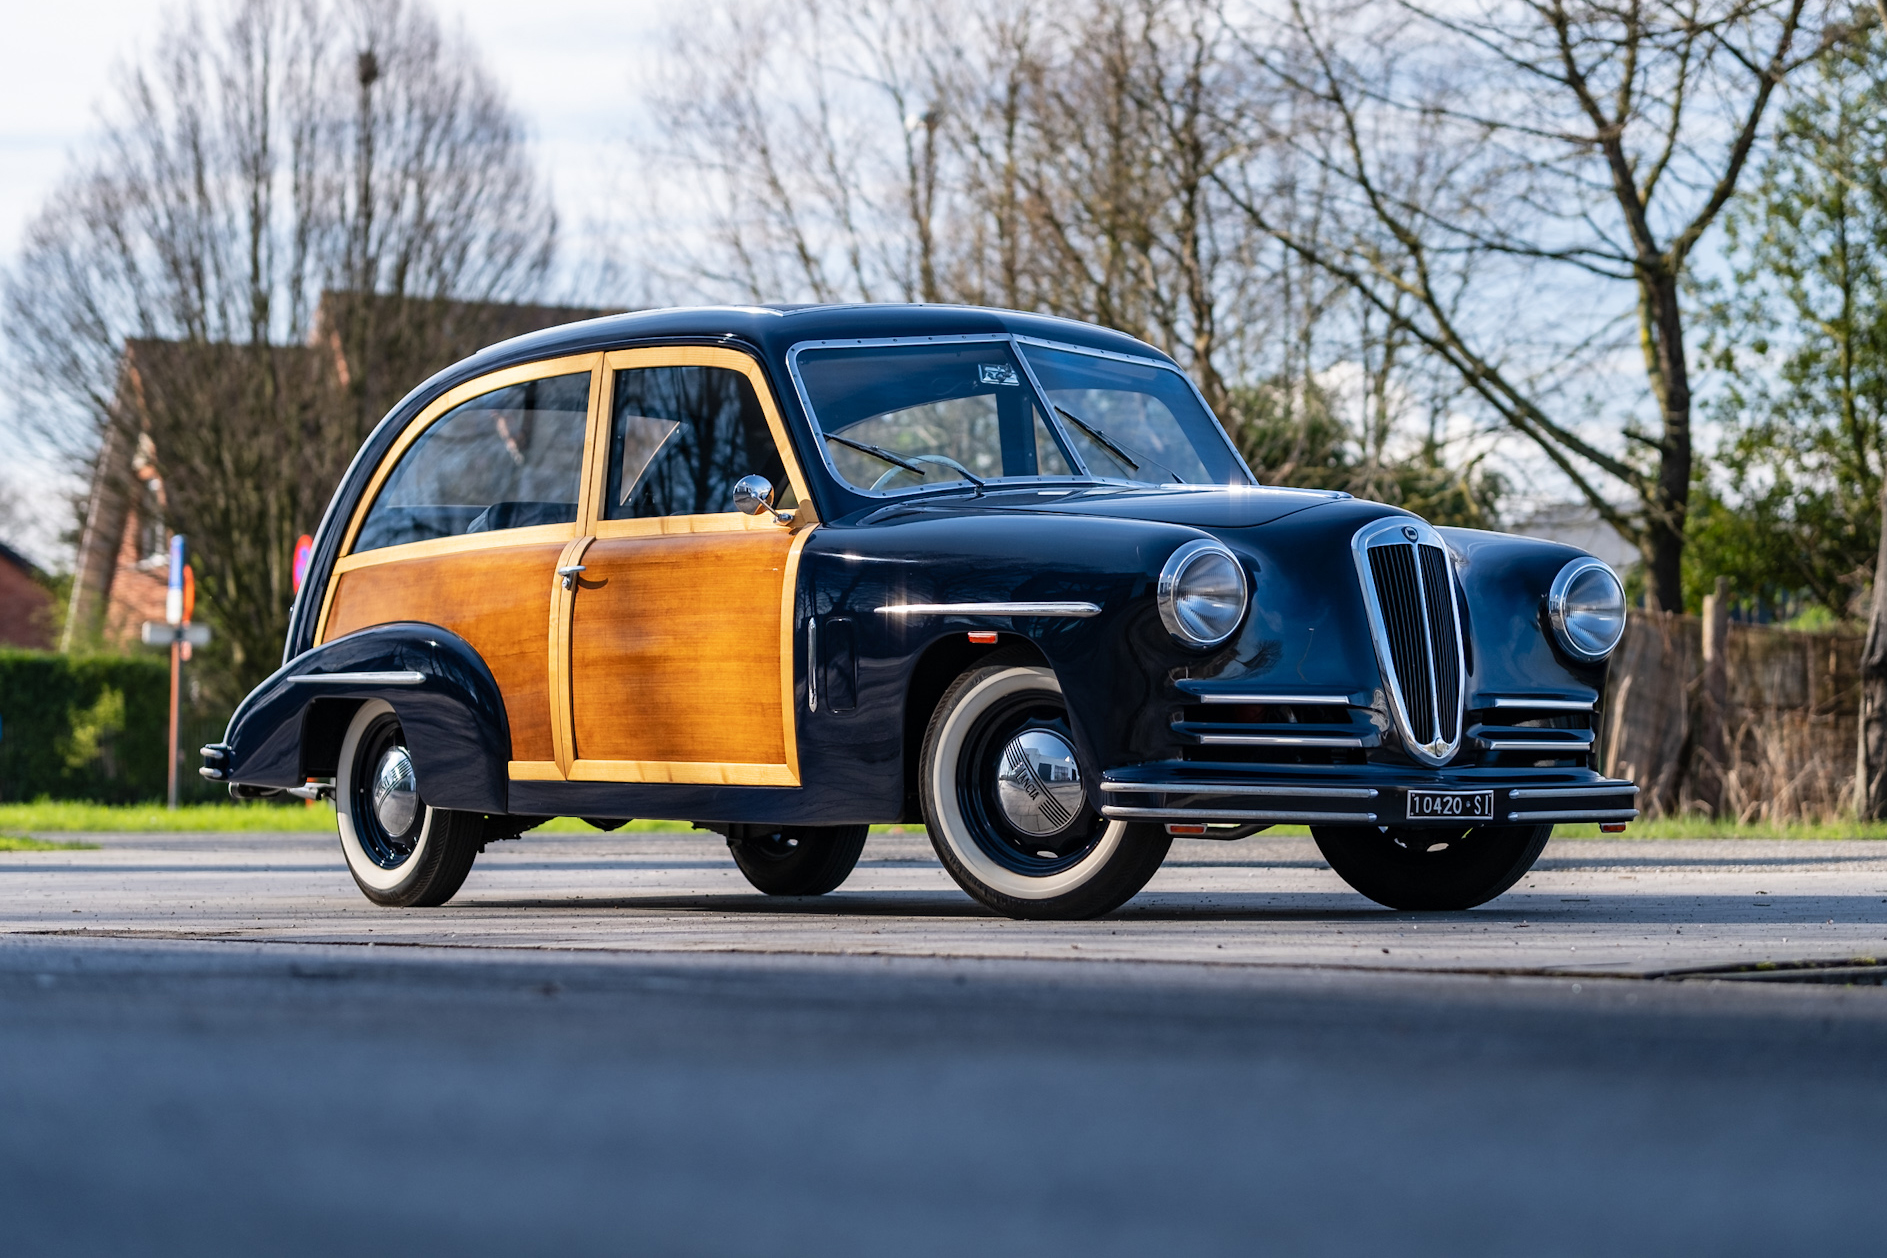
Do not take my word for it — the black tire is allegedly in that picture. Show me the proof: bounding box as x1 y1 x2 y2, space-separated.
335 700 483 908
727 824 870 896
1311 823 1552 911
919 654 1171 920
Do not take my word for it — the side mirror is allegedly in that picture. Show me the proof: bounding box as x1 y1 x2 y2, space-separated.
733 474 788 524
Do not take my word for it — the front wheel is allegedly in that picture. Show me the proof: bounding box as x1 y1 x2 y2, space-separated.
726 824 870 896
1311 823 1552 911
336 700 483 908
920 656 1170 920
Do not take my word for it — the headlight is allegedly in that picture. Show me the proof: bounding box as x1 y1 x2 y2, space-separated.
1157 540 1249 648
1548 557 1626 661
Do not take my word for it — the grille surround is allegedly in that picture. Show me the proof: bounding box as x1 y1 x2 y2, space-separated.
1350 517 1468 767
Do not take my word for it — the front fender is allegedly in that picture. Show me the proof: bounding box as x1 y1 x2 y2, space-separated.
205 622 511 814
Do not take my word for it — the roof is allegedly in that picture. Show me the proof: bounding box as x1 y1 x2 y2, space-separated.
453 303 1177 385
0 539 43 579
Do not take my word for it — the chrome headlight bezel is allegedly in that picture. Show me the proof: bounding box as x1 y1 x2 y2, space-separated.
1156 539 1250 649
1547 557 1627 662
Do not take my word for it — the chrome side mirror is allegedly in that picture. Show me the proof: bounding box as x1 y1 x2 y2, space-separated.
733 474 788 524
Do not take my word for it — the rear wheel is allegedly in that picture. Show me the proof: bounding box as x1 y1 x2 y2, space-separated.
920 656 1170 920
336 700 483 908
1310 823 1551 911
726 824 870 896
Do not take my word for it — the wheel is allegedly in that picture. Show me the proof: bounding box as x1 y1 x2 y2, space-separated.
726 824 870 895
335 700 484 908
920 655 1171 920
1310 823 1552 911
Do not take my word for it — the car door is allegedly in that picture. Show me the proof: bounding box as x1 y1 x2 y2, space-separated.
316 353 604 772
554 345 817 785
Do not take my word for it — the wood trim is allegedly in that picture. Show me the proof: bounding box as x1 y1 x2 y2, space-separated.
315 351 604 646
329 523 578 577
507 761 564 781
779 525 816 780
567 759 800 787
548 534 596 777
590 511 793 541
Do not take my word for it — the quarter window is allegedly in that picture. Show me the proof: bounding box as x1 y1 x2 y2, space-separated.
354 372 590 553
604 365 794 519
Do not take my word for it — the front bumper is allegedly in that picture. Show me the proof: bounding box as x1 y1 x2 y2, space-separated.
1098 762 1638 828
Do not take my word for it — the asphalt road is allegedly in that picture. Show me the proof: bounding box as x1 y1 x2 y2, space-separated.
5 828 1887 1254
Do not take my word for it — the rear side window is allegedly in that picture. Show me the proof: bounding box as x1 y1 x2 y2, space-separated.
604 365 793 519
353 372 590 553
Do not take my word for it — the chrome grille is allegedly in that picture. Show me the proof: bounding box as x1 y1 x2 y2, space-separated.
1352 519 1467 765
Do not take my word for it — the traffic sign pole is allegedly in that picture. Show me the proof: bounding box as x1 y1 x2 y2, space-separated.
168 637 181 810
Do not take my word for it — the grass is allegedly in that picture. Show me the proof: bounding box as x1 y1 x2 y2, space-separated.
3 802 1885 841
0 834 100 851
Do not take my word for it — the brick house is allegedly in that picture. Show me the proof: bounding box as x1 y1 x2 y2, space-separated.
63 293 610 651
0 541 55 649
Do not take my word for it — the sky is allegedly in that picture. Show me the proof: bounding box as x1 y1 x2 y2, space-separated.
0 0 669 568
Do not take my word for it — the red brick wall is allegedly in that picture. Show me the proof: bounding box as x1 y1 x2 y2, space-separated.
0 559 53 649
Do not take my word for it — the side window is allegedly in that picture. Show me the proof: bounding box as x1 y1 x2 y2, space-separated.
604 365 795 519
353 372 590 553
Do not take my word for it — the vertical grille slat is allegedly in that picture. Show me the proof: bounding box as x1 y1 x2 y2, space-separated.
1359 525 1466 762
1367 544 1435 739
1419 544 1462 743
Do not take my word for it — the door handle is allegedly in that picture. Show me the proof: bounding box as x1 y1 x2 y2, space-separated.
557 564 587 590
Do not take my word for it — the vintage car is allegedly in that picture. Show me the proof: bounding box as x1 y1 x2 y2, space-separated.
203 304 1637 919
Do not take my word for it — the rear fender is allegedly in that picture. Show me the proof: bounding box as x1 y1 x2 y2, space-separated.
206 623 511 814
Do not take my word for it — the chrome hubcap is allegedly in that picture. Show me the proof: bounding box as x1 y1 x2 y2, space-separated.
994 730 1084 837
371 746 418 836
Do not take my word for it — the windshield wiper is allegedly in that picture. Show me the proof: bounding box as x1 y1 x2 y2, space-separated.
1054 406 1185 484
825 433 986 488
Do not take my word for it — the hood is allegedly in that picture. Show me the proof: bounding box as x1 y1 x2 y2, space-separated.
850 483 1352 530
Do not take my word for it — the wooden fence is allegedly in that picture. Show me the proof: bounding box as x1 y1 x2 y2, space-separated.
1600 610 1863 820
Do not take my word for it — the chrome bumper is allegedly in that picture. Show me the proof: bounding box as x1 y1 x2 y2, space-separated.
1097 769 1639 828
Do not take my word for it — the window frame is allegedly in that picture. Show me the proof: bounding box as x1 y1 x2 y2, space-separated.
332 352 607 567
588 345 816 541
783 332 1255 500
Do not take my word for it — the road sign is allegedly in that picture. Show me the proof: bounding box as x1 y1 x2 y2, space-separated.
293 534 314 593
166 535 185 625
142 622 212 647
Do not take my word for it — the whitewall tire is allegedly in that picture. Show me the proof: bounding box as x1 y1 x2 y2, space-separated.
920 656 1170 920
336 700 483 908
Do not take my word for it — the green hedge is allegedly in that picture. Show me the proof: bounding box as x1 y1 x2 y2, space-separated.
0 650 230 804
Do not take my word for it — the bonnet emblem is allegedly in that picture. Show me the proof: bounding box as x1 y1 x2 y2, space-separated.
1401 526 1419 541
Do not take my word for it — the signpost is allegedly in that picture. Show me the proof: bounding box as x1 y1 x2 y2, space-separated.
142 535 211 810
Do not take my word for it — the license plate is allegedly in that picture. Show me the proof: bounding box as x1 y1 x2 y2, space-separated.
1405 789 1493 821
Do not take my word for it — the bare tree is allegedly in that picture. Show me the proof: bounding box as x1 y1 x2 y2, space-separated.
4 0 556 690
1219 0 1851 610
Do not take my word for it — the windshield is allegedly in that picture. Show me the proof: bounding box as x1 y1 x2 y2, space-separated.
794 338 1250 495
1017 343 1249 487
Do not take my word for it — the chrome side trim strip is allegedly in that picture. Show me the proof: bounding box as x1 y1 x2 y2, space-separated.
877 602 1101 618
1195 733 1366 747
1102 805 1379 824
1193 693 1354 706
1506 808 1641 822
287 670 426 686
1507 783 1638 800
1478 733 1596 751
1485 697 1598 711
1099 780 1378 799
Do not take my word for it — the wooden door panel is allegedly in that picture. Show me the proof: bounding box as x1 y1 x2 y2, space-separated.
322 542 563 762
569 531 793 766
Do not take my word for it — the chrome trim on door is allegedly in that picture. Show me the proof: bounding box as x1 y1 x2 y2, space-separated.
876 601 1102 618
